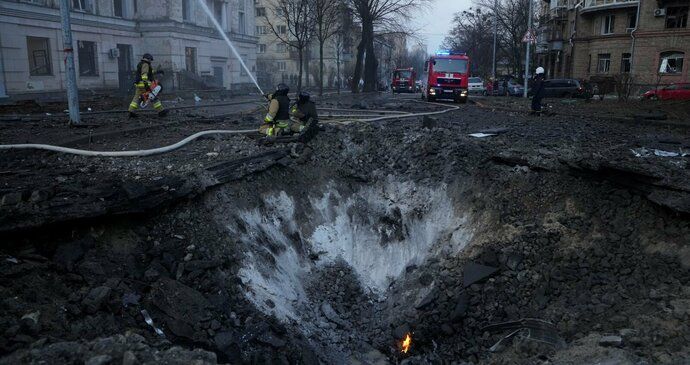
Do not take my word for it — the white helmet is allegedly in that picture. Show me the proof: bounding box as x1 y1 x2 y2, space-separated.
536 67 545 74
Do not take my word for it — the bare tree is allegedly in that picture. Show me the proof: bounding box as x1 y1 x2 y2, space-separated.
263 0 314 91
332 30 346 93
311 0 343 96
346 0 430 93
475 0 532 76
443 8 495 77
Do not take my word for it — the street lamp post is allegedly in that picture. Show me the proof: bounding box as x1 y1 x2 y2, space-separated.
523 0 533 98
59 0 80 124
492 0 497 80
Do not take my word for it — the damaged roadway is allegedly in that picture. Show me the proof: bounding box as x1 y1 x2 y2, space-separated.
0 93 688 364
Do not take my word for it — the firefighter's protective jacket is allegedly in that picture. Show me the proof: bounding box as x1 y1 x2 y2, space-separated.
264 93 290 123
290 101 318 122
134 60 154 88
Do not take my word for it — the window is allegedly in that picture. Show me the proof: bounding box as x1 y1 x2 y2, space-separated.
278 25 287 34
597 53 611 73
658 51 684 74
275 8 283 16
257 44 266 53
185 47 197 73
432 59 468 73
256 7 265 16
113 0 122 17
214 1 223 23
238 11 246 34
666 6 688 28
277 61 286 71
601 14 615 34
627 12 636 30
621 53 631 73
182 0 192 21
587 54 591 73
276 43 288 53
27 37 51 76
256 25 267 35
72 0 93 13
77 40 98 76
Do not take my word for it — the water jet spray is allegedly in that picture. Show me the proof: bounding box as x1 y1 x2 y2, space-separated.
196 0 264 96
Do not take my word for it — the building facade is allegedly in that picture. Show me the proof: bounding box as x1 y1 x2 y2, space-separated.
0 0 258 98
537 0 689 87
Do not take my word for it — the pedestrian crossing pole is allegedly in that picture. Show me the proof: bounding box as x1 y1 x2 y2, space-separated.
524 0 533 98
59 0 80 124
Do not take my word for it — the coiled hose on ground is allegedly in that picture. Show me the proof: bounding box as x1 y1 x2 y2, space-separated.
0 101 459 157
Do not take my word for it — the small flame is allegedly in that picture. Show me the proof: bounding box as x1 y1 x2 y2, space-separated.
401 333 412 353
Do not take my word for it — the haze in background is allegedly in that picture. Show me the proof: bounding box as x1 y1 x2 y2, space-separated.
412 0 473 54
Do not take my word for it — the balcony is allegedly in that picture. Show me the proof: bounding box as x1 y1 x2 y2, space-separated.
581 0 638 14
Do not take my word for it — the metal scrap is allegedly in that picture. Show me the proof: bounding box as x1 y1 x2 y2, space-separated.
141 309 166 338
631 147 688 158
468 133 496 138
482 318 565 352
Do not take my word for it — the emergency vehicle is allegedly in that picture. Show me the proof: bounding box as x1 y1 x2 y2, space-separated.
391 67 416 93
422 51 470 103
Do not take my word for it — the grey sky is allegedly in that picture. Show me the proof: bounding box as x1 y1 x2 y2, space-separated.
412 0 473 54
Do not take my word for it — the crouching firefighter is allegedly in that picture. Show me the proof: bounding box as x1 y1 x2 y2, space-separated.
128 53 168 118
289 91 318 133
259 83 290 136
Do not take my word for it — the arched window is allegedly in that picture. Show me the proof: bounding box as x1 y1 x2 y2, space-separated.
658 51 684 74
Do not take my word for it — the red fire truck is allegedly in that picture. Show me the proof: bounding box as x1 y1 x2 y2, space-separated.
422 51 470 103
391 67 416 93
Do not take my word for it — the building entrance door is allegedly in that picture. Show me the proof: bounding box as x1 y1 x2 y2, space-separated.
212 66 223 88
117 44 133 95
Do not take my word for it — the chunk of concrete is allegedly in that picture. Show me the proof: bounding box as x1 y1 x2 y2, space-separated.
599 335 623 347
321 302 348 328
463 262 499 287
82 286 111 314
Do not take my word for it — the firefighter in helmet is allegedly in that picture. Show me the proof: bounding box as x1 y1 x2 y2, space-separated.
289 91 318 133
128 53 168 118
531 67 546 115
260 83 291 136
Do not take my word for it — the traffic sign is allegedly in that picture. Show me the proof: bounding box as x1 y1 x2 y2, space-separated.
522 30 537 44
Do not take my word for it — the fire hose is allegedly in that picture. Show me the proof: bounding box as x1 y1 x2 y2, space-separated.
0 101 459 157
0 129 255 157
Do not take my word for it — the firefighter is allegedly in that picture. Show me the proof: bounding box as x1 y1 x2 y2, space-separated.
259 83 291 136
128 53 168 118
531 67 546 115
289 91 318 133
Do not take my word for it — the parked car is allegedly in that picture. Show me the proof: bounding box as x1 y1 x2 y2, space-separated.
642 83 690 100
468 77 486 95
487 79 525 96
540 79 592 99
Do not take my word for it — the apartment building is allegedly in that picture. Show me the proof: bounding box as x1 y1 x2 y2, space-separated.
537 0 689 86
0 0 258 99
253 0 355 90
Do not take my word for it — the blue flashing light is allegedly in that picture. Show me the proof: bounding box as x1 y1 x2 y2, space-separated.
435 50 466 56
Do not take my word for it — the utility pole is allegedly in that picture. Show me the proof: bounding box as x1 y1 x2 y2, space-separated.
59 0 80 124
492 0 498 80
523 0 533 98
